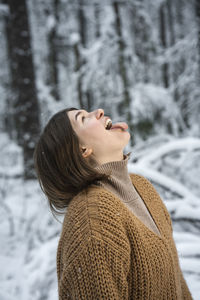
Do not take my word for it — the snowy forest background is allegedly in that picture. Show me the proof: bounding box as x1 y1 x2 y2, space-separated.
0 0 200 299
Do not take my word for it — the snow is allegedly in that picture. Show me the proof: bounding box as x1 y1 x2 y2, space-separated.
46 15 56 32
0 174 61 300
70 32 80 45
131 83 175 122
129 165 199 205
136 137 200 166
174 203 200 220
0 4 9 16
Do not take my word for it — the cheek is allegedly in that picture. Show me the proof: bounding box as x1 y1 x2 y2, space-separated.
82 124 106 143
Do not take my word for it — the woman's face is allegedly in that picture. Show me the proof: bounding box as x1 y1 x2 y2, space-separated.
67 108 130 164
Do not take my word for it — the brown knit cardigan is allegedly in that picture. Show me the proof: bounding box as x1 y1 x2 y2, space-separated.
57 173 193 300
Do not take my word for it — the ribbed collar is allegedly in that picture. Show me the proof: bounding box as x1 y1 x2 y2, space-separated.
94 152 138 203
94 152 162 237
95 152 131 173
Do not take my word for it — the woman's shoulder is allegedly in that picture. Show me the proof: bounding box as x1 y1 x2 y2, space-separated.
129 172 162 198
129 172 153 185
67 184 124 217
59 185 129 250
64 185 126 227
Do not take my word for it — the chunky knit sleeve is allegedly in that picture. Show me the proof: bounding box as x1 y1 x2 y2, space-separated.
57 189 131 300
59 235 130 299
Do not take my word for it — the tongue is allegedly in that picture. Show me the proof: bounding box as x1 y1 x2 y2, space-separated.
111 122 128 131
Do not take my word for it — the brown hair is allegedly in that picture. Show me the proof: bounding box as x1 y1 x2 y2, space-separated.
33 107 109 217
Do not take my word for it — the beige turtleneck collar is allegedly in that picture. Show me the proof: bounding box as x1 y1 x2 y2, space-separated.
95 152 136 203
95 152 161 237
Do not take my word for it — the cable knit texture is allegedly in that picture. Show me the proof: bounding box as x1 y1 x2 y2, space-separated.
57 172 193 299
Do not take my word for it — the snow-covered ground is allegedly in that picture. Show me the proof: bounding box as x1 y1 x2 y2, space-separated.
0 133 200 299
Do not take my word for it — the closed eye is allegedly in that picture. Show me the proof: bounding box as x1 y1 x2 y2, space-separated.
82 116 85 123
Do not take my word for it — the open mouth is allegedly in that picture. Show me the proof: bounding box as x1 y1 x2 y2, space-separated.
105 118 127 132
105 118 112 130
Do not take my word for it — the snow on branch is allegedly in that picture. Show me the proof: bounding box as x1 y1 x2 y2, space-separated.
128 165 199 206
137 137 200 166
128 137 200 206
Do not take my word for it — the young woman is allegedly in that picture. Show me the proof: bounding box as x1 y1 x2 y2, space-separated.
34 107 193 300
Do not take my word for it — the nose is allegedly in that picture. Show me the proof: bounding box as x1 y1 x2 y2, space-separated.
95 108 104 119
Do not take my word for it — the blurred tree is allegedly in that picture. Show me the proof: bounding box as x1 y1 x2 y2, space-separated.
5 0 40 179
112 1 134 146
159 2 169 88
94 2 100 39
73 33 84 108
165 0 183 134
167 0 175 47
167 0 180 119
45 0 60 101
129 0 153 84
166 0 175 87
1 0 15 140
77 0 93 111
174 0 185 78
196 0 200 82
194 0 200 135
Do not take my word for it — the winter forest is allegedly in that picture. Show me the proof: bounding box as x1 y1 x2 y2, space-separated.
0 0 200 299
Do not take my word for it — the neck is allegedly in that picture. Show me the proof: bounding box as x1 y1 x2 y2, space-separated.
95 151 125 166
94 152 135 203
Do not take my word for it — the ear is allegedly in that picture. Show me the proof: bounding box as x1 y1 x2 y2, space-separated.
81 147 93 158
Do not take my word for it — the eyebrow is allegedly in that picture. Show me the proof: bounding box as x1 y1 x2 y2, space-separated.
75 111 82 122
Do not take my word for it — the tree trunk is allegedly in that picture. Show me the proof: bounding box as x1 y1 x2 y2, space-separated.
78 0 87 48
196 0 200 83
174 0 185 77
94 2 100 38
113 1 134 146
76 0 93 111
175 0 184 39
7 0 40 179
74 40 84 108
46 0 60 101
167 0 175 46
174 0 189 130
166 0 178 107
130 1 150 83
159 3 169 88
2 0 15 140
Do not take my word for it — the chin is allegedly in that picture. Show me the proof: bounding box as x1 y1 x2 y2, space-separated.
125 131 131 141
121 135 130 148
